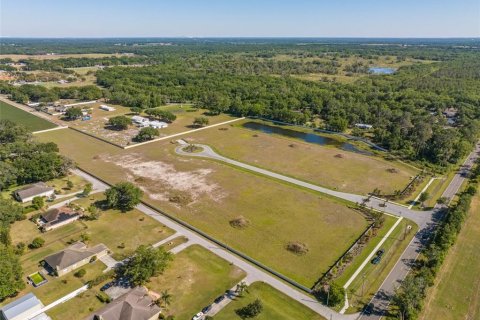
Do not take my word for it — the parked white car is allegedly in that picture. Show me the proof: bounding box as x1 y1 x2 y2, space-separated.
192 311 204 320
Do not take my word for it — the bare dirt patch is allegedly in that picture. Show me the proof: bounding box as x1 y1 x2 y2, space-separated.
229 216 251 229
101 153 224 204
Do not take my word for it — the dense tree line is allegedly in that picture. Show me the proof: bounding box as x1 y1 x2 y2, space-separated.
392 161 480 319
94 55 480 166
0 82 103 103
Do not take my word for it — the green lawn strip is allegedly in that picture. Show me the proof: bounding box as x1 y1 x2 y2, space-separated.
0 100 56 131
47 287 105 320
345 219 418 313
146 245 246 320
423 177 447 207
214 282 326 320
420 192 480 320
335 215 398 287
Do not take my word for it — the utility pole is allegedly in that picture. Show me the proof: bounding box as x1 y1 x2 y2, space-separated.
326 285 330 307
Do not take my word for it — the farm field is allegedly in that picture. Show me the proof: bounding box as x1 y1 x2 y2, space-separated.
36 128 370 286
214 282 326 320
146 245 246 319
420 192 480 320
186 119 418 195
0 100 56 131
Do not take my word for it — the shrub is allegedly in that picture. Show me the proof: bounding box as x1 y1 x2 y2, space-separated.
29 237 45 249
286 241 309 255
74 269 86 278
229 216 251 229
235 299 263 319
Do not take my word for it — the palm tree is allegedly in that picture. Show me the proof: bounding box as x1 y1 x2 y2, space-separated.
236 281 249 296
161 290 172 310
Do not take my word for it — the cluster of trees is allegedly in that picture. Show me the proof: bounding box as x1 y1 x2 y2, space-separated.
0 120 74 189
117 245 173 286
145 108 176 122
105 182 143 212
107 115 131 130
0 82 102 104
134 127 159 142
392 161 479 319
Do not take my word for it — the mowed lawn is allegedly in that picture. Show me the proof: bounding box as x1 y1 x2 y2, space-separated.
186 120 418 195
146 245 246 320
214 282 326 320
0 100 56 131
420 192 480 320
36 128 369 286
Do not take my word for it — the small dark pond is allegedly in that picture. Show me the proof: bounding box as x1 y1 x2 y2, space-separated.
369 67 396 74
242 122 373 155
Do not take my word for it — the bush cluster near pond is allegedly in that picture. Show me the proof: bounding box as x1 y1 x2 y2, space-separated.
0 101 56 131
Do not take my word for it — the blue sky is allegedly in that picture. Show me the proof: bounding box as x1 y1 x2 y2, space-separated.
1 0 479 38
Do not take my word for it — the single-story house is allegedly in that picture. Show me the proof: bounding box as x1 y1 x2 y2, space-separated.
132 116 149 125
38 206 82 232
354 123 373 129
43 242 108 277
86 287 161 320
0 293 51 320
26 102 41 108
14 182 55 203
149 120 168 129
100 105 116 111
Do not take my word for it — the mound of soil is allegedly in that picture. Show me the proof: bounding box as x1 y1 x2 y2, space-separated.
387 168 399 173
334 154 344 158
229 216 251 229
286 241 309 255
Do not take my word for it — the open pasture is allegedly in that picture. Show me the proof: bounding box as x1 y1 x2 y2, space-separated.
185 120 418 196
36 128 370 286
0 100 56 131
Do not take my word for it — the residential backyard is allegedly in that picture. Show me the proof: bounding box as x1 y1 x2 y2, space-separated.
214 282 326 320
186 119 419 196
36 128 370 287
0 100 56 131
146 245 246 320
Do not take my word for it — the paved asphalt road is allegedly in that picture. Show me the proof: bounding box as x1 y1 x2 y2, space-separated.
358 141 480 320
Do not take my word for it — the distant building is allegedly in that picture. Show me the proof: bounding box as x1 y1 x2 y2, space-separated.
14 182 54 203
44 242 108 276
38 206 82 232
0 293 51 320
86 287 161 320
354 123 373 129
100 105 116 111
149 121 168 129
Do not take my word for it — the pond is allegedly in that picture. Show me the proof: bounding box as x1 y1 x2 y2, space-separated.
369 67 396 74
242 122 373 155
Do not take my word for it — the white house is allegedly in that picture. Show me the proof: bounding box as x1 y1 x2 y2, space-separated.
100 105 116 111
27 102 41 108
14 182 55 203
354 123 373 129
0 293 51 320
149 120 168 129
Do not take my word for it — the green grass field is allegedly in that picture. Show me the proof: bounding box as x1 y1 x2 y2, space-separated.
186 119 418 195
36 128 369 287
215 282 326 320
0 100 56 131
420 192 480 320
146 245 246 320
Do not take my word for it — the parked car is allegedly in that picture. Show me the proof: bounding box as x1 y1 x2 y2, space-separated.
192 312 204 320
363 303 374 315
371 256 381 265
202 305 212 313
214 295 225 304
100 282 113 291
376 249 385 257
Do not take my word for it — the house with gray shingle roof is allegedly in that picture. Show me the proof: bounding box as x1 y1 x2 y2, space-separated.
86 287 161 320
43 242 108 276
38 206 82 231
14 182 54 203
